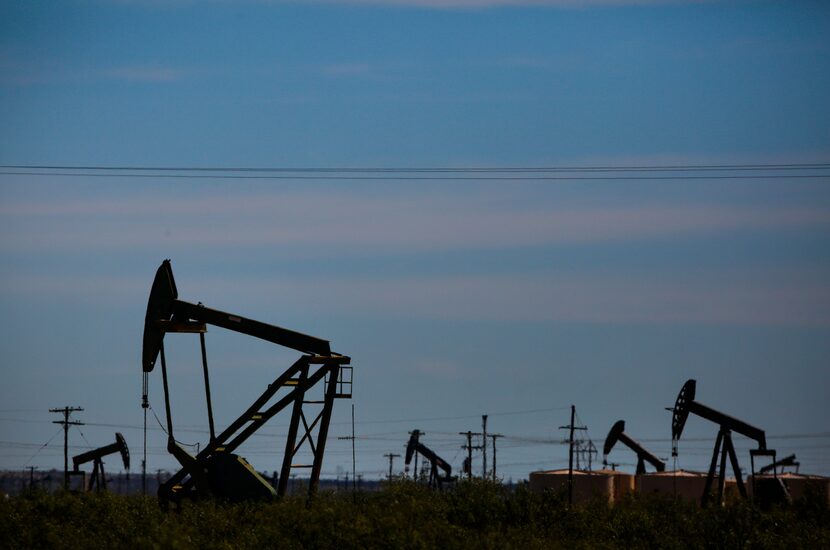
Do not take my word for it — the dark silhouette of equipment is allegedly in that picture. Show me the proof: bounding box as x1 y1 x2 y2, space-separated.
142 260 352 507
405 430 453 489
671 379 787 506
603 420 665 475
759 454 799 475
72 433 129 492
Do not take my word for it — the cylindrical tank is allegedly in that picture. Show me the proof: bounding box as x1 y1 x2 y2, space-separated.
748 473 829 508
529 469 615 505
595 468 635 502
636 470 736 504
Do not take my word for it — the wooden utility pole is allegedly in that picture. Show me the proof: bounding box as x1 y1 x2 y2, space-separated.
50 406 84 490
489 434 503 481
336 404 357 499
459 429 484 480
559 405 586 506
482 415 487 478
28 466 37 490
567 405 575 504
384 453 401 480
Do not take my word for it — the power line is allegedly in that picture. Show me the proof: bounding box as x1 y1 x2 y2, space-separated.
2 414 829 443
2 162 829 172
2 171 829 181
21 426 64 468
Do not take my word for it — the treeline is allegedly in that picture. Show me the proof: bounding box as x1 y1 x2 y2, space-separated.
1 480 828 549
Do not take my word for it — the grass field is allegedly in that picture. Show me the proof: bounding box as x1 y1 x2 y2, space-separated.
2 480 828 549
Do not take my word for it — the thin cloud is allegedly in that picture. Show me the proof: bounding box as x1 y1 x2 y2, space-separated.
0 63 188 86
93 0 708 8
1 191 828 251
326 0 689 7
4 269 828 327
283 0 702 8
107 65 186 82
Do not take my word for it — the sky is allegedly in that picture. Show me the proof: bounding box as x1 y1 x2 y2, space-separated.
1 0 829 484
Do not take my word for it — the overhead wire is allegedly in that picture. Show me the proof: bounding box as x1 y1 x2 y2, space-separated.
1 161 829 181
2 162 830 172
2 171 829 181
22 426 64 468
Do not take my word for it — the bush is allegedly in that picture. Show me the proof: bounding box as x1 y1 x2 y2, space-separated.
1 482 827 549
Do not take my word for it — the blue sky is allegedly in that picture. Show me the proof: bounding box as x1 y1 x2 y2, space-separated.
1 1 829 482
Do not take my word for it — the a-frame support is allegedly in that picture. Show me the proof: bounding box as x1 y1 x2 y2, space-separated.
88 459 106 492
157 350 351 506
701 427 748 506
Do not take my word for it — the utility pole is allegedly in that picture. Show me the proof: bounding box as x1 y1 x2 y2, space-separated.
459 430 480 480
336 404 357 499
586 440 597 471
559 405 587 506
28 466 37 490
459 429 484 480
384 453 401 480
142 370 149 495
50 406 84 490
489 434 503 482
461 431 473 480
482 415 487 478
351 404 356 495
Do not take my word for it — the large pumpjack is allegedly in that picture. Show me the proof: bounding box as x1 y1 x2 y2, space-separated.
602 420 665 474
142 260 352 507
671 379 788 506
404 430 454 489
71 432 130 492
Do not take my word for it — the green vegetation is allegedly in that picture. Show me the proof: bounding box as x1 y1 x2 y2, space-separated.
2 481 828 549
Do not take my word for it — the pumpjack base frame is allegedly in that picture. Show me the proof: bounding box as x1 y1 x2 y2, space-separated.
157 350 351 508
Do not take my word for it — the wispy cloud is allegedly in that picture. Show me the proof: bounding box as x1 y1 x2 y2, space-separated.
2 188 827 327
92 0 708 9
0 62 189 86
3 268 828 327
229 271 830 326
1 191 828 251
106 65 186 82
314 0 698 7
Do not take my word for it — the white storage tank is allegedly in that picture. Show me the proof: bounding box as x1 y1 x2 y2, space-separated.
529 469 615 505
636 469 738 504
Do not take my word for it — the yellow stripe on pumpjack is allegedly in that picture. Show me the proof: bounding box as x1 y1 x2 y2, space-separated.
284 380 299 386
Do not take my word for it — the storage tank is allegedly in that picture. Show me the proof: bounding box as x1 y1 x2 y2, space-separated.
595 468 635 503
748 473 829 508
636 470 737 504
529 469 615 505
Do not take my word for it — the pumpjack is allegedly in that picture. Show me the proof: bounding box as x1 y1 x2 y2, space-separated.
602 420 665 474
404 430 453 489
71 433 129 492
759 454 799 475
671 379 788 506
142 260 352 507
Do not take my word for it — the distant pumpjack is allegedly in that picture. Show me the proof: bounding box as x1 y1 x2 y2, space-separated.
142 260 352 507
602 420 665 475
404 430 454 489
671 379 788 506
72 433 129 492
759 454 799 475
